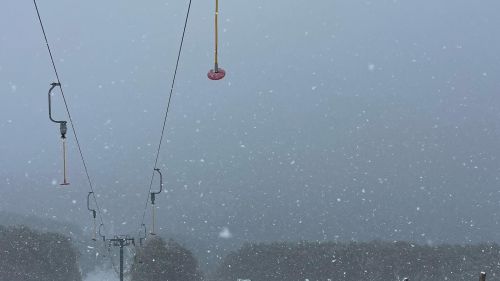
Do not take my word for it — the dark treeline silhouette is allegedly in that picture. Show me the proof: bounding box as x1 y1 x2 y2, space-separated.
3 218 500 281
0 225 81 281
131 236 203 281
0 211 105 276
213 241 500 281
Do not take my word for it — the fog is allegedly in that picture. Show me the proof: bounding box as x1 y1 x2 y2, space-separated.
1 0 500 262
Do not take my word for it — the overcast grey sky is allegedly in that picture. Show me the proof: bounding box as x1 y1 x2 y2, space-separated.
1 0 500 247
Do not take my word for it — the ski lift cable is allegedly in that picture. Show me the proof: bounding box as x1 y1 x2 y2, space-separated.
137 0 193 237
33 0 108 233
34 2 117 271
34 2 155 277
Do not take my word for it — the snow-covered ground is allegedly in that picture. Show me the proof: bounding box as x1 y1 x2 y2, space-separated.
84 270 119 281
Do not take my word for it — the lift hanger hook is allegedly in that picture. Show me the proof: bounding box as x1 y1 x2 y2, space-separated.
87 192 97 241
98 223 106 242
140 223 147 246
150 168 164 235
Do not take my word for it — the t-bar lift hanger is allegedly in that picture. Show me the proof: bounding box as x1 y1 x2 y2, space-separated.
150 168 163 235
87 192 97 241
207 0 226 80
48 82 69 186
